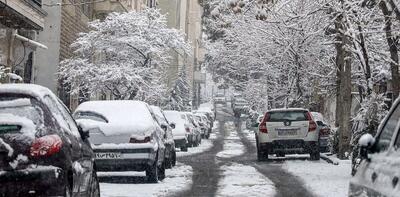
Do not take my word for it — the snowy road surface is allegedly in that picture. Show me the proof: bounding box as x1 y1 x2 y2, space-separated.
99 105 352 197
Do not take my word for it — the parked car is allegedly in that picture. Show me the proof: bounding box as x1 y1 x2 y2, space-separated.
214 96 226 105
164 110 190 152
183 112 202 147
74 100 166 183
150 106 176 168
349 97 400 197
193 110 214 132
311 112 331 153
232 98 250 118
194 114 210 139
0 84 99 196
256 108 320 161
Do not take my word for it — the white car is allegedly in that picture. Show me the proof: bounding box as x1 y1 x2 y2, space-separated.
74 100 166 183
164 110 190 152
256 108 320 161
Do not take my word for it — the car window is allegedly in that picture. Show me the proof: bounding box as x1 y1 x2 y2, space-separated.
376 104 400 152
268 111 308 122
74 111 108 123
43 96 80 138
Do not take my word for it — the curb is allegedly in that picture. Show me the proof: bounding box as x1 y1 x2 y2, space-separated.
321 154 339 165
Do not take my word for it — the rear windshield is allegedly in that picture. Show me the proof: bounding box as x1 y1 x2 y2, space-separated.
0 95 47 135
267 111 308 122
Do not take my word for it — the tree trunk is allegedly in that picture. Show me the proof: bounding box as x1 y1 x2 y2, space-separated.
334 8 352 159
380 1 400 100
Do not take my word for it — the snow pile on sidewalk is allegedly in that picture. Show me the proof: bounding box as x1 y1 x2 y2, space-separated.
282 159 351 197
100 163 193 197
217 163 276 197
176 139 214 157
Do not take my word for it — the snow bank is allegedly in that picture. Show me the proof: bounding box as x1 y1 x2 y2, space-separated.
217 163 276 197
176 139 214 157
282 159 351 197
100 163 193 197
75 100 156 137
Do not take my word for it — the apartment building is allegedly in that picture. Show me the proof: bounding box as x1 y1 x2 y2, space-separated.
0 0 47 83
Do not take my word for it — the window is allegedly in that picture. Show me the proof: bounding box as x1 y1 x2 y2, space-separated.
376 103 400 152
268 111 308 122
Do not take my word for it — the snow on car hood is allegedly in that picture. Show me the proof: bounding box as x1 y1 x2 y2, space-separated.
75 100 156 137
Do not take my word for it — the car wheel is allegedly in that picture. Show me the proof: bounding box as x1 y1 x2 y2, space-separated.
181 146 188 152
64 179 72 197
256 137 268 161
206 133 210 139
172 151 176 167
146 160 159 183
165 152 173 169
89 171 100 197
310 143 320 160
158 162 166 181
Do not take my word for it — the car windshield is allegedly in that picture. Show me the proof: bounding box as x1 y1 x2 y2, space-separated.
74 111 108 123
268 111 308 122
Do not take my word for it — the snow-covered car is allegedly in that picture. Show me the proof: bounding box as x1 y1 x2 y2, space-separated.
233 98 250 118
256 108 320 161
193 110 214 132
164 110 190 152
311 112 331 153
349 97 400 197
194 114 210 139
150 106 176 168
74 100 166 183
214 96 226 105
183 112 202 147
0 84 99 196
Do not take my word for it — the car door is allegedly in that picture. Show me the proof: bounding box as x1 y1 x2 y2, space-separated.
353 102 400 196
57 101 95 194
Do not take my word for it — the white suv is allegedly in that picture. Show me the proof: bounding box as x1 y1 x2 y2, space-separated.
256 108 320 161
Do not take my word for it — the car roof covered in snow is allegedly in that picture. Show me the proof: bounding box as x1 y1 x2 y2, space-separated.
0 84 56 100
75 100 157 136
268 108 309 112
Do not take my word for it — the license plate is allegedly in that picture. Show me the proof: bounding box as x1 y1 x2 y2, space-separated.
277 129 298 136
95 152 122 159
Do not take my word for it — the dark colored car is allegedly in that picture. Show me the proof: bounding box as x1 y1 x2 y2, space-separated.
0 84 99 197
349 97 400 196
150 106 177 169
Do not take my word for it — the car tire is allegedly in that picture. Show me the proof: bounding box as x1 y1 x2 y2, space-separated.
256 136 268 161
206 133 210 139
310 143 320 160
181 146 188 152
64 179 72 197
158 162 166 181
146 160 159 183
89 171 100 197
172 150 176 167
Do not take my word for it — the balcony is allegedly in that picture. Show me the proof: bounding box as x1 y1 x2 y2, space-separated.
0 0 46 30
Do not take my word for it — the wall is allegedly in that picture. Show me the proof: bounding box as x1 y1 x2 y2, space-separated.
33 0 62 93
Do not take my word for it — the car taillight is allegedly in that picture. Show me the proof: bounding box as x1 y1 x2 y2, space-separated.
306 112 317 132
259 112 269 133
30 135 63 158
130 136 151 143
185 127 190 133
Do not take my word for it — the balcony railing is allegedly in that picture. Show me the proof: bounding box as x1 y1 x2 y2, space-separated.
29 0 42 7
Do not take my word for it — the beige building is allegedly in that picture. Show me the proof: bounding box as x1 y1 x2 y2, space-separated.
0 0 47 83
158 0 205 108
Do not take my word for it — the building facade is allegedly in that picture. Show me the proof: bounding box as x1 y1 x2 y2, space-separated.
0 0 47 83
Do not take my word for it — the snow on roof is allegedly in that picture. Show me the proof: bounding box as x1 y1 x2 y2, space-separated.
268 108 308 112
75 100 156 136
311 112 324 122
0 84 54 100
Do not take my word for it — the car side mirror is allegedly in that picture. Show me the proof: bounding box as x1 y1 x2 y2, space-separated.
78 126 90 140
359 134 375 160
161 124 168 131
170 123 176 129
